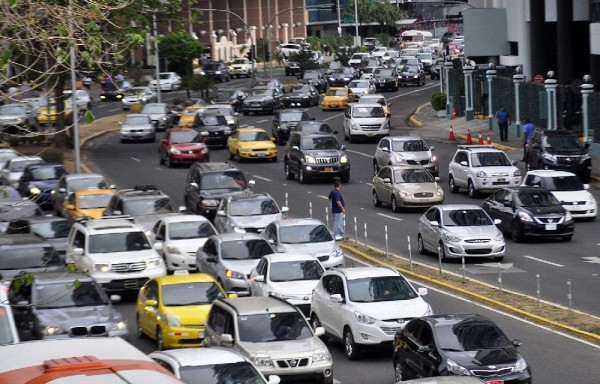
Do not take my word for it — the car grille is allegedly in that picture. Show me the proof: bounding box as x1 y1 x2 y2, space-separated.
70 325 107 337
563 201 587 205
317 255 329 262
252 148 270 152
380 326 401 336
406 159 429 165
470 366 514 378
464 239 491 243
382 317 414 324
359 125 381 131
464 248 493 255
491 172 510 177
556 155 581 164
535 216 564 224
414 192 434 198
111 262 146 273
316 157 338 164
275 358 309 368
209 131 224 136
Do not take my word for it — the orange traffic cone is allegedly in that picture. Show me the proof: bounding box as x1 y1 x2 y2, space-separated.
466 129 473 144
487 132 492 145
449 125 455 140
452 107 457 120
478 131 484 144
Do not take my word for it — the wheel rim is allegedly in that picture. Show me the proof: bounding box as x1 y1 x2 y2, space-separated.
373 162 378 174
311 316 320 330
418 236 424 252
449 177 455 190
511 224 520 240
392 197 397 211
372 192 378 206
394 362 403 382
157 328 163 350
345 331 354 356
468 182 475 196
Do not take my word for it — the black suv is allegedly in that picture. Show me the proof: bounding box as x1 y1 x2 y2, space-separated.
193 113 233 148
201 61 231 82
525 129 592 182
183 162 255 220
272 109 310 145
283 132 350 183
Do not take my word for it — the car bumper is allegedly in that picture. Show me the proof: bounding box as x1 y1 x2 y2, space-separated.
562 202 597 218
315 253 345 269
473 176 522 192
243 105 274 113
230 68 251 75
540 161 592 179
321 101 347 110
121 100 143 108
399 78 420 85
238 149 278 160
302 164 351 179
443 240 506 258
121 131 154 140
469 369 532 384
93 267 167 291
151 119 169 129
375 82 397 90
518 222 574 237
350 322 400 345
165 252 198 271
348 126 389 138
100 95 123 101
169 152 209 163
201 136 229 146
258 361 333 384
398 194 444 207
162 325 206 348
221 277 250 295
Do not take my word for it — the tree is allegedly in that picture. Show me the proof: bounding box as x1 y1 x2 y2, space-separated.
159 30 203 98
345 0 403 35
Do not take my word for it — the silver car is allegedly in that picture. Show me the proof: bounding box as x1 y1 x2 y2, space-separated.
347 79 376 101
121 86 157 110
214 193 288 234
417 204 505 261
203 104 239 129
0 104 37 133
373 136 438 177
0 149 18 171
0 156 43 188
141 103 174 131
372 166 444 212
119 114 156 142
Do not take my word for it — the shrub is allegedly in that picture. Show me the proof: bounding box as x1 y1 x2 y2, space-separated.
431 92 447 111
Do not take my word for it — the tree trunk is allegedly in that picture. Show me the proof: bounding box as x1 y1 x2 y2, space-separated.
52 74 71 149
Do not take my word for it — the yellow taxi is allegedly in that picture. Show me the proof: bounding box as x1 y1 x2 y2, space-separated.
227 127 277 162
321 87 350 111
177 105 206 128
61 188 115 224
36 99 73 125
136 271 236 350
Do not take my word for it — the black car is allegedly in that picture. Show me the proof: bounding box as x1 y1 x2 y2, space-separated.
192 113 233 147
327 67 359 87
242 86 284 115
272 109 311 145
17 163 67 207
430 58 443 80
399 65 426 86
373 67 399 91
99 83 125 101
201 61 231 83
5 216 70 256
0 234 64 282
183 162 254 220
211 89 248 113
393 314 531 384
300 70 328 93
285 61 302 76
525 129 592 182
283 131 350 184
294 120 336 135
482 186 574 242
284 83 320 108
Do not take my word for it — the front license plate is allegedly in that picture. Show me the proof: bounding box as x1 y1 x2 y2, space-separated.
330 104 337 108
324 167 334 172
199 331 204 339
545 224 557 230
497 178 506 182
367 132 376 137
258 153 265 157
487 381 503 384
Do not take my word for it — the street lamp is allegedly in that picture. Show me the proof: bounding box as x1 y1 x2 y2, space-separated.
513 65 525 137
544 70 558 130
581 75 594 144
463 62 474 121
486 63 497 130
153 13 161 103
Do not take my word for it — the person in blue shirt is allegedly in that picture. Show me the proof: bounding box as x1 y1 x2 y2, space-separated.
495 104 510 142
522 119 535 162
328 180 346 240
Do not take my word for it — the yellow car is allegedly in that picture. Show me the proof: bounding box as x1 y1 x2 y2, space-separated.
36 99 73 125
177 105 206 128
227 127 277 161
136 272 235 350
321 87 350 111
61 188 115 224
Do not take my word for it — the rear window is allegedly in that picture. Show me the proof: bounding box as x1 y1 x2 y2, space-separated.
0 246 62 270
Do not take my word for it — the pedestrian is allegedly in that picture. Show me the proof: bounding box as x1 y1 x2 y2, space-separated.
328 180 346 241
495 104 510 142
522 119 535 162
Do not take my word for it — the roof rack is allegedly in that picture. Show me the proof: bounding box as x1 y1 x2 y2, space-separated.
75 215 134 225
457 144 496 150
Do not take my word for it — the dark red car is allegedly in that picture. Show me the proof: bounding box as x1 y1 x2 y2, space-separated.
159 128 209 167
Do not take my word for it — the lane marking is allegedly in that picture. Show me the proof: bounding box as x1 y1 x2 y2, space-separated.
253 175 272 182
108 108 122 112
154 167 163 172
256 119 268 123
523 255 564 267
131 157 141 162
376 212 403 221
345 149 372 158
322 113 344 122
317 195 329 200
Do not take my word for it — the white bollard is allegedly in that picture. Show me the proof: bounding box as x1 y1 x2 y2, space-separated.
567 279 572 313
309 202 312 218
384 225 388 258
498 262 503 293
354 217 358 246
437 245 443 275
325 207 329 229
536 274 541 306
407 236 413 270
364 223 368 251
285 192 288 209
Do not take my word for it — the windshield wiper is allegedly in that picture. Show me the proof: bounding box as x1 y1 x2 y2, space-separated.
440 348 462 352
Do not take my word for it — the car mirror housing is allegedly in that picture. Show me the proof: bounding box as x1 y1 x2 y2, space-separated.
72 247 84 257
417 287 428 296
110 295 121 302
221 333 234 346
255 275 265 283
153 242 164 251
330 293 344 303
383 178 391 184
217 210 226 217
145 299 158 307
494 219 502 225
314 326 325 337
429 220 439 227
248 180 256 188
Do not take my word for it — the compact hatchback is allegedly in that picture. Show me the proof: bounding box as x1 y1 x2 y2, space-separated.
372 166 444 212
158 128 209 167
227 127 277 162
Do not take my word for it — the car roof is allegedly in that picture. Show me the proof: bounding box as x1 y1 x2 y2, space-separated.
158 214 210 224
228 193 271 201
154 272 218 286
221 296 295 315
63 173 104 181
388 136 424 142
26 162 62 169
150 347 246 366
352 103 383 108
11 215 67 224
74 188 114 197
29 271 93 284
264 253 319 263
456 145 502 153
0 233 49 247
525 170 576 178
437 204 485 211
9 156 42 163
275 218 325 227
294 131 335 138
78 218 141 234
215 232 264 241
333 266 399 280
191 162 240 172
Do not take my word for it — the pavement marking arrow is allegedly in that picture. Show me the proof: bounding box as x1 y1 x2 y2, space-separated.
582 256 600 264
523 255 564 267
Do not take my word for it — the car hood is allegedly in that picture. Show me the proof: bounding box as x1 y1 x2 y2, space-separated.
353 298 429 320
146 112 167 119
88 249 160 264
280 241 335 255
303 149 343 158
220 259 260 275
392 150 432 161
520 205 565 215
133 213 181 231
323 96 347 102
445 348 519 368
121 124 153 130
167 238 208 254
246 95 273 103
163 305 211 326
76 207 106 220
240 336 325 356
31 180 59 190
350 116 386 124
36 305 120 329
475 166 518 176
551 190 593 203
287 92 311 98
230 213 282 229
445 225 500 238
237 141 276 150
269 280 319 297
348 87 369 94
170 143 206 151
395 183 441 194
545 148 587 155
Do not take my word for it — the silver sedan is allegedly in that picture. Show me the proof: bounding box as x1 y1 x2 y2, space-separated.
372 166 443 212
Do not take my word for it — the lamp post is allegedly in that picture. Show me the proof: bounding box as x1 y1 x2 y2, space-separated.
444 61 453 117
336 0 342 36
513 65 525 137
354 0 360 47
544 70 558 130
581 75 594 145
463 63 474 121
153 13 161 103
486 63 497 130
68 0 81 173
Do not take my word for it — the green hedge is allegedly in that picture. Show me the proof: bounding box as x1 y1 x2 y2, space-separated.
431 92 446 111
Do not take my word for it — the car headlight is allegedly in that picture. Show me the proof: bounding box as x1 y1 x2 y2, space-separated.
423 305 434 316
111 320 128 331
29 187 41 195
169 147 181 155
305 155 316 164
515 355 528 372
476 171 487 178
580 153 590 162
95 263 110 272
161 117 167 121
312 348 331 362
330 247 343 259
340 154 349 164
165 313 181 327
200 131 209 136
413 75 419 78
303 95 309 99
226 269 246 280
200 71 206 75
494 232 504 241
436 188 443 196
447 358 471 376
250 354 273 366
565 212 573 222
430 155 437 162
43 326 67 336
147 258 162 269
398 189 410 197
354 311 377 324
514 169 521 177
166 245 181 254
215 71 221 74
201 199 219 207
224 128 232 134
518 211 534 223
542 153 557 163
443 232 461 243
394 156 407 165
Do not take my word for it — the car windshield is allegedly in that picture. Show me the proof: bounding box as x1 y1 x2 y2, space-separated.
204 63 221 70
125 88 147 96
31 166 65 180
326 89 347 96
35 281 107 309
349 80 369 88
29 221 70 239
543 134 581 149
392 140 429 152
472 152 512 167
0 246 62 270
124 116 150 125
516 190 559 207
0 308 15 345
303 72 319 80
233 59 248 64
159 73 172 80
78 193 113 209
280 112 306 122
361 97 385 106
123 197 176 215
0 105 26 115
374 69 393 77
161 282 224 306
401 66 419 74
67 176 107 192
251 88 273 96
9 159 40 172
101 83 119 91
544 175 584 191
351 54 366 60
442 209 493 226
362 67 375 74
301 136 339 150
238 312 313 342
220 239 272 260
238 131 271 142
168 221 216 240
352 106 385 118
197 115 228 127
142 105 166 114
179 362 265 384
348 276 417 302
280 224 332 244
201 172 247 190
0 187 21 201
291 85 311 94
270 260 324 282
298 123 332 134
229 198 279 216
88 232 152 253
436 320 512 351
394 169 435 183
171 130 201 143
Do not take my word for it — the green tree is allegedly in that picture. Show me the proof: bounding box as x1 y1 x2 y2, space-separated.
287 50 320 72
159 30 203 98
345 0 403 35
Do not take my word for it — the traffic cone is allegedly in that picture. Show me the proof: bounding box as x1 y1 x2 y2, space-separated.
466 129 473 144
478 131 484 145
449 125 455 140
487 132 492 145
452 106 457 120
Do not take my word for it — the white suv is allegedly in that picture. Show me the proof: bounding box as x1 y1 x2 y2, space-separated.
65 216 166 292
310 267 432 360
448 145 521 198
342 103 389 142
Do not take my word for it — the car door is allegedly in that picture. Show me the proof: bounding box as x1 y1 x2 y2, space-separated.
287 133 302 174
53 176 68 212
342 106 352 136
141 280 160 335
69 229 88 270
8 280 36 340
249 258 268 296
450 150 469 188
491 190 514 232
197 238 218 276
327 275 347 339
401 320 438 378
378 167 394 204
312 275 335 334
272 111 280 135
420 207 441 251
213 198 229 233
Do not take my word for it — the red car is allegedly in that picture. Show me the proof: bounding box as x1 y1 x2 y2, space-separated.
159 128 209 167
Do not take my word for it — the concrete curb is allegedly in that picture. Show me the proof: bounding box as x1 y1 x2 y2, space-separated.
455 134 518 152
339 242 600 344
408 102 428 127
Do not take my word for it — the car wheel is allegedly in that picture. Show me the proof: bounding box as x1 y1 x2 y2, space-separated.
391 196 400 213
438 241 448 261
511 222 523 243
343 128 349 141
373 161 379 175
344 327 361 360
467 180 479 198
156 326 164 350
448 175 459 193
165 156 173 168
285 161 294 180
372 190 382 207
417 234 428 255
243 111 249 116
136 315 146 339
348 133 355 144
299 166 308 184
394 360 404 382
235 151 243 162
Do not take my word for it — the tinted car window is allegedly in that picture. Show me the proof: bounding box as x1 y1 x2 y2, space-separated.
161 282 223 306
471 152 511 167
229 198 279 216
301 136 339 150
201 172 247 190
347 276 417 302
393 169 434 183
31 167 65 180
516 190 559 207
168 221 216 240
443 209 492 226
237 312 312 342
392 140 429 152
220 239 272 260
35 281 107 308
0 246 62 269
29 221 70 239
180 362 264 384
88 232 151 253
280 224 332 244
435 320 512 351
123 197 176 215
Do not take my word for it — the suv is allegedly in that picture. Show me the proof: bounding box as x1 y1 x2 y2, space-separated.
272 109 310 145
65 216 167 291
342 103 388 142
0 234 64 282
228 57 255 78
183 162 255 220
284 132 350 183
201 61 231 83
448 145 521 198
525 129 592 182
202 296 333 384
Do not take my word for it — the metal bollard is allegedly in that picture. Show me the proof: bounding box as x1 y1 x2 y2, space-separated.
364 223 368 251
309 202 312 218
567 279 572 313
461 256 466 284
437 245 443 275
498 263 503 294
285 192 289 209
354 217 358 246
536 274 541 306
325 207 329 229
384 225 388 258
407 236 413 270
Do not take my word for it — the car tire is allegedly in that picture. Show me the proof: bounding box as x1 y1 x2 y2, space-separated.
372 190 382 207
299 165 309 184
391 196 400 213
373 161 379 175
348 133 355 144
467 180 479 198
285 161 294 180
243 111 249 116
449 175 459 193
344 327 361 360
156 326 164 350
394 360 404 382
341 172 350 183
229 150 234 160
417 234 428 255
343 128 349 141
511 222 523 243
136 315 146 339
438 241 448 261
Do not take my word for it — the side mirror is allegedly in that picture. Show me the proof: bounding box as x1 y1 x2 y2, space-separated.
493 219 502 225
340 145 346 150
383 178 391 184
113 210 122 215
503 201 512 208
268 375 281 384
314 326 325 337
190 182 199 188
248 180 256 188
429 220 439 227
267 239 276 245
58 188 66 193
72 247 84 257
333 130 339 134
460 161 468 166
417 345 431 353
145 299 158 307
271 138 276 143
221 333 234 346
511 160 518 166
255 275 265 283
153 242 164 251
227 292 239 299
234 112 240 116
109 295 121 302
155 234 164 241
310 117 316 121
512 339 523 348
434 177 441 182
216 210 226 217
178 206 186 213
584 184 590 190
64 204 75 210
430 145 435 150
417 287 428 296
292 146 300 151
281 206 289 213
330 293 344 303
381 147 390 152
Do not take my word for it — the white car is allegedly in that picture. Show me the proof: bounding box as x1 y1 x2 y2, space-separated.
121 86 157 110
229 57 255 78
373 136 438 176
63 89 92 110
342 103 389 142
310 266 432 359
370 46 388 58
249 253 324 316
521 170 597 220
347 79 376 101
311 50 325 65
152 215 218 272
149 72 182 91
348 52 370 66
277 43 302 57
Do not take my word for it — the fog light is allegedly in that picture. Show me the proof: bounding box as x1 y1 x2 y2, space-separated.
305 166 313 170
361 333 369 340
325 369 332 376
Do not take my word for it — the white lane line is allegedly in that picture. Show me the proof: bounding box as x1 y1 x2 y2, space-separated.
322 113 344 122
317 195 329 200
256 119 268 123
108 108 122 112
387 83 439 101
253 175 272 182
523 255 564 267
345 149 372 158
154 167 163 172
376 212 403 221
365 182 373 186
131 157 141 162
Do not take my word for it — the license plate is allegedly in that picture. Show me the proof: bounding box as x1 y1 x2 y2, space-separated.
497 178 506 182
545 224 557 230
330 104 337 108
324 167 334 172
367 132 376 137
258 153 265 157
487 381 503 384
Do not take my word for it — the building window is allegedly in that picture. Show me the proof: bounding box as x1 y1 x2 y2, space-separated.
509 41 519 56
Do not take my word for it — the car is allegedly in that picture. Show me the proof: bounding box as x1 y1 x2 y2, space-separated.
417 204 506 261
201 296 333 384
149 71 182 91
261 218 345 269
119 113 156 142
183 162 254 219
359 66 381 80
448 145 522 198
327 67 359 87
60 188 116 223
311 266 432 360
196 233 274 295
342 103 389 142
284 132 350 183
395 378 486 384
214 193 287 234
294 120 336 135
347 79 377 101
398 65 426 86
0 192 43 233
521 170 597 220
373 67 400 91
35 98 73 126
382 50 401 64
152 215 218 272
483 186 574 242
242 86 284 115
373 136 438 176
177 105 206 128
203 104 239 129
52 173 110 216
372 166 444 212
121 86 156 110
370 46 388 58
415 52 434 73
525 129 592 182
149 347 280 384
8 271 127 341
201 61 231 82
359 94 392 119
348 52 370 67
272 109 310 145
360 57 384 73
141 103 174 131
0 103 37 134
193 112 233 147
255 78 285 93
310 50 324 65
0 149 18 171
63 89 92 110
226 127 277 162
17 163 67 207
136 271 233 350
0 288 19 345
0 233 64 282
249 253 323 316
5 215 70 255
210 88 248 113
285 60 302 76
276 43 302 57
393 314 531 383
0 156 43 188
159 128 209 167
284 83 320 108
321 87 350 111
300 70 328 93
228 57 255 78
99 82 126 101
